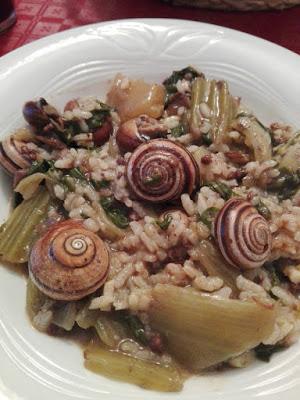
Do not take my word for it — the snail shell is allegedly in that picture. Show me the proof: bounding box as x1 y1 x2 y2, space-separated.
29 220 109 300
126 139 199 203
23 98 63 130
214 198 272 270
23 100 51 128
0 137 33 175
116 115 168 153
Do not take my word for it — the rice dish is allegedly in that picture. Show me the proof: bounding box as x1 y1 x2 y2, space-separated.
0 67 299 391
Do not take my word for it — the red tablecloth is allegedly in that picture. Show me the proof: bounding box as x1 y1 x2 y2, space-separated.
1 0 300 57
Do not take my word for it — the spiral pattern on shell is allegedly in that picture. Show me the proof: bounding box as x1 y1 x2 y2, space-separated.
0 137 32 175
29 220 109 300
214 198 272 270
126 139 199 203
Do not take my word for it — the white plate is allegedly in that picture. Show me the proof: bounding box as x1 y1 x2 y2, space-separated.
0 18 300 400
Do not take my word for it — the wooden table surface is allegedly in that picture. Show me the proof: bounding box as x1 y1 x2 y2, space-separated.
1 0 300 57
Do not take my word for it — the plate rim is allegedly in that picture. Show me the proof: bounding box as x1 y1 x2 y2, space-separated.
1 18 300 68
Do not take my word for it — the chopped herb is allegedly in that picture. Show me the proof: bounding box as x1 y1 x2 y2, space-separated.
107 210 128 229
121 314 148 346
170 123 186 138
264 261 287 289
202 132 212 146
47 167 62 183
268 168 300 200
206 181 233 201
69 167 86 181
27 160 55 175
156 214 172 230
255 343 286 362
143 174 162 186
264 263 281 287
43 118 81 146
255 199 271 220
100 196 129 229
60 168 89 191
163 66 201 88
100 196 114 209
87 104 111 131
198 207 219 228
97 101 111 112
63 120 81 143
163 66 202 104
91 179 110 190
61 176 76 191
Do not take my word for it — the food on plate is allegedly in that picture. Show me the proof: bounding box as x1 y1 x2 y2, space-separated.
0 67 300 391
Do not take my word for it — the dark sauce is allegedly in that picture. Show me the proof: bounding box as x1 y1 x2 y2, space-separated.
48 324 94 349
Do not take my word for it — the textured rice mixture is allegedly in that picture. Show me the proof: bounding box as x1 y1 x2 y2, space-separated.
51 86 300 349
1 67 300 377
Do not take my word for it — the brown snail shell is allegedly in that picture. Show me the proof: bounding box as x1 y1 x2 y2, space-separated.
0 143 19 175
23 98 63 130
214 198 272 270
126 139 199 203
0 137 34 175
29 220 109 301
116 115 168 153
23 100 51 128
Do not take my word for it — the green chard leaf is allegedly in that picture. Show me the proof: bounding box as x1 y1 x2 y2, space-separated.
63 120 81 143
255 199 271 220
100 196 129 229
206 181 233 201
268 168 300 200
27 160 55 175
61 167 95 192
264 261 287 287
87 104 111 130
163 66 202 104
106 210 129 229
91 179 110 190
255 343 286 362
197 207 219 229
163 66 202 88
202 133 212 146
170 124 186 138
69 167 87 180
121 314 148 346
156 214 173 230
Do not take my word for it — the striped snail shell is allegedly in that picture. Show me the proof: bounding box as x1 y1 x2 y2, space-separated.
214 198 272 270
0 137 32 175
29 220 109 300
126 139 199 203
116 115 168 152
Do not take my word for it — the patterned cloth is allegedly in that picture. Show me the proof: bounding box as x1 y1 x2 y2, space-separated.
0 0 300 56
